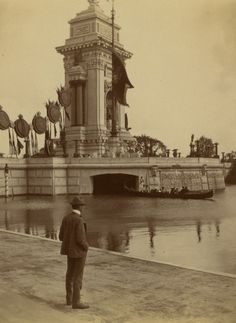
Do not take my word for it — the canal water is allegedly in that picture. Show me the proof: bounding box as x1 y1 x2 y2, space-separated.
0 186 236 275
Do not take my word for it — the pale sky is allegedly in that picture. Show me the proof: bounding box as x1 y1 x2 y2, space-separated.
1 0 236 156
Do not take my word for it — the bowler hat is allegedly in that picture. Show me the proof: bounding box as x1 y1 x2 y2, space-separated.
70 196 85 207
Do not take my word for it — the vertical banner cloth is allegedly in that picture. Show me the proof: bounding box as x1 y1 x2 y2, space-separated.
12 129 18 157
112 50 134 106
17 136 24 155
34 132 38 153
31 129 35 155
54 123 57 137
8 128 13 156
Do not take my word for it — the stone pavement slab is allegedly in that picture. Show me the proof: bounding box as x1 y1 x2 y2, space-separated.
0 231 236 323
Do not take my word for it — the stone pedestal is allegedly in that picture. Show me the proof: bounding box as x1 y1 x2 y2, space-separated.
107 136 121 158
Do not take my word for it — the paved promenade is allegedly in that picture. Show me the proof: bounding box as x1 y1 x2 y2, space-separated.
0 231 235 323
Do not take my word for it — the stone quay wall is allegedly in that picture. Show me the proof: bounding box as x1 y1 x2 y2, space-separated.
0 157 225 196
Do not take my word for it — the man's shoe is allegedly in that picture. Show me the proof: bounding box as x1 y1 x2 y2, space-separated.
72 303 90 309
66 301 72 306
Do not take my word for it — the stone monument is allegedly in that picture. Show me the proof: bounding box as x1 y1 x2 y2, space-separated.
56 0 133 157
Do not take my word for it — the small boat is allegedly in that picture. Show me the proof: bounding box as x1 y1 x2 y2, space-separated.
124 186 214 200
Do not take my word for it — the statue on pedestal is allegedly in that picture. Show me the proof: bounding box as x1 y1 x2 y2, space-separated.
88 0 100 6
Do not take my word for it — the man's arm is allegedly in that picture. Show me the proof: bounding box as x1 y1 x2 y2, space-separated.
59 218 65 241
76 218 89 251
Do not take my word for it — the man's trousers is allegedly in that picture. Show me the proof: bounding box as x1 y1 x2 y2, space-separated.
66 255 87 306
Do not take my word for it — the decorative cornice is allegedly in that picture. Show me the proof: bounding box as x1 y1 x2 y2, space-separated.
56 39 132 59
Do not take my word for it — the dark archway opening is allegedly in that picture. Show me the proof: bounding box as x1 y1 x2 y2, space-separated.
93 174 137 195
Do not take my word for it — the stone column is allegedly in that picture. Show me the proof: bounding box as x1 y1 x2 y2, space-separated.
4 163 9 201
87 66 105 130
71 86 76 126
76 84 84 125
214 143 219 158
196 140 200 157
71 81 85 126
24 138 30 158
221 152 225 162
190 143 195 157
74 140 79 157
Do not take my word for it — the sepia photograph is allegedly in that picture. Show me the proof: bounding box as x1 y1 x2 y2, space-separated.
0 0 236 322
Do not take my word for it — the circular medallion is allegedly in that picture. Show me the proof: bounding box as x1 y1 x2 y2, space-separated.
14 115 30 138
57 87 71 108
46 102 61 123
0 106 10 130
32 113 46 134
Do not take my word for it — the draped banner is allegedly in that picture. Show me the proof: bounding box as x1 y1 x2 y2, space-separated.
54 123 57 137
8 128 13 156
17 137 24 155
57 86 71 121
34 132 38 153
12 129 18 157
30 129 35 155
112 50 134 106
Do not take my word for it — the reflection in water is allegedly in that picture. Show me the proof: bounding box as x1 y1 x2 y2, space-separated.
196 221 221 243
107 231 122 252
88 229 130 252
24 209 30 235
125 231 130 248
24 209 39 236
0 198 66 241
0 187 235 275
44 209 57 240
4 210 9 231
147 218 156 249
106 230 130 252
147 217 156 257
215 221 220 238
196 221 202 243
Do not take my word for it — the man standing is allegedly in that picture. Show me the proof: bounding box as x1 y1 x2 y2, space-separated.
59 196 89 309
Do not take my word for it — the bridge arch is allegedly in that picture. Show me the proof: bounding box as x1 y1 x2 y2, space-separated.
92 172 139 194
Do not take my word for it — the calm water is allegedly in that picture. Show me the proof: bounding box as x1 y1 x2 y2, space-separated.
0 186 236 275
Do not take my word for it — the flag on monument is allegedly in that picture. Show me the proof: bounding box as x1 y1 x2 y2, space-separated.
57 86 71 121
12 129 18 157
17 137 24 155
125 113 129 130
8 128 14 156
31 129 35 155
34 132 38 153
54 123 57 137
112 50 134 106
59 115 63 132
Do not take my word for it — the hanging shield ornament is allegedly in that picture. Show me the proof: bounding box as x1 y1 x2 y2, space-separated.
0 106 10 130
57 86 71 108
46 101 61 124
14 115 30 138
32 112 46 134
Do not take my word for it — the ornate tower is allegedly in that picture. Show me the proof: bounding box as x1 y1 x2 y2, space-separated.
56 0 133 157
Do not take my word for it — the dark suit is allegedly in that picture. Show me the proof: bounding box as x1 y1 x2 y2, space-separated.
59 211 89 306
